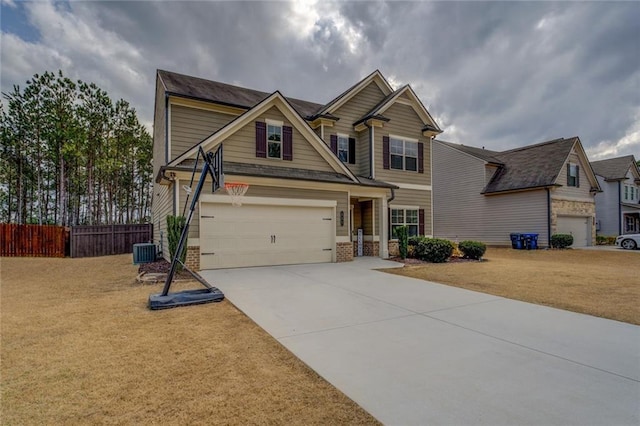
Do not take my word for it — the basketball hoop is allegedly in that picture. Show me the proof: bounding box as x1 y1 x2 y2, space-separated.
225 182 249 207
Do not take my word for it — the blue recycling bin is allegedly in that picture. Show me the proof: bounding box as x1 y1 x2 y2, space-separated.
522 233 539 250
510 233 523 249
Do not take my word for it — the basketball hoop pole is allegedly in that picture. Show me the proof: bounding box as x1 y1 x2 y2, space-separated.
160 146 222 298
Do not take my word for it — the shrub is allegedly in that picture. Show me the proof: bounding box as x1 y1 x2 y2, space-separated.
395 226 409 259
458 240 487 260
551 233 573 249
167 215 188 270
413 237 454 263
596 235 616 246
408 236 422 247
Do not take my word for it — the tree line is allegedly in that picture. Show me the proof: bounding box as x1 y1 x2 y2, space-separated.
0 70 152 226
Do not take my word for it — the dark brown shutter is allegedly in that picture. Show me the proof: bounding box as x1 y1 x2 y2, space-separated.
348 137 356 164
419 209 425 235
330 134 337 154
256 121 266 158
383 136 390 169
283 126 293 161
566 164 570 185
576 165 580 187
418 142 424 173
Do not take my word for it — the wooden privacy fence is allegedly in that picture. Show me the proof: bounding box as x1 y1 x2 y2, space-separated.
0 223 68 257
70 224 153 258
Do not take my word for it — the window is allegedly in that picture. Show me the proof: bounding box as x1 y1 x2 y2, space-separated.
390 138 418 171
624 185 629 201
337 135 349 163
625 216 634 232
567 164 579 187
391 208 419 237
267 121 282 159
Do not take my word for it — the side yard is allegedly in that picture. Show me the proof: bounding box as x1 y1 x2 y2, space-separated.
385 248 640 325
1 255 378 425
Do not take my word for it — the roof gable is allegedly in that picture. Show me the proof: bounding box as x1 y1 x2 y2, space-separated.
168 91 358 182
590 155 639 181
364 85 442 132
313 70 394 118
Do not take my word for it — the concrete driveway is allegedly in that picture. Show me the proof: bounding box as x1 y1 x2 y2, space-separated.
200 259 640 425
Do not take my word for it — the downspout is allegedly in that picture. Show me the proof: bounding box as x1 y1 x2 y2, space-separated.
618 181 622 234
546 188 551 248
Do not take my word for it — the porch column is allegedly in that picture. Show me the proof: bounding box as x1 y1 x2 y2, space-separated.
380 197 389 257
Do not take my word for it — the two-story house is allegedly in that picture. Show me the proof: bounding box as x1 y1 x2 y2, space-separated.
590 155 640 236
152 70 442 270
432 137 601 247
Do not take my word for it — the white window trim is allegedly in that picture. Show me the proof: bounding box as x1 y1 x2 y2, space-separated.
568 163 578 187
266 119 283 160
389 134 419 172
337 133 349 163
390 206 420 237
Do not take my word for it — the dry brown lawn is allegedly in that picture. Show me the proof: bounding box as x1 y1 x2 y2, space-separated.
1 255 379 425
385 248 640 325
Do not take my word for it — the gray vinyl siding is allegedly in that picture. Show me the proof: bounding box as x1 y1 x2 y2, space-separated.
170 104 235 160
433 141 549 247
223 107 335 172
374 103 431 185
153 77 166 175
178 181 200 240
390 189 432 236
553 150 593 199
594 176 620 236
152 182 173 261
330 82 387 176
356 132 370 177
243 185 349 237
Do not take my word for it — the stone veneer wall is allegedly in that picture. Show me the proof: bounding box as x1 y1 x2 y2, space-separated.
551 199 596 245
185 246 200 271
388 240 399 257
336 242 354 262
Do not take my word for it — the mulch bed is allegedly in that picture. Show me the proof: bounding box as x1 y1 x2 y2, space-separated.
138 259 193 279
389 256 483 265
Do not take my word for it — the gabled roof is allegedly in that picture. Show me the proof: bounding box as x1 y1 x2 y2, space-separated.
437 137 600 194
590 155 639 181
158 70 323 119
310 70 394 119
168 90 358 182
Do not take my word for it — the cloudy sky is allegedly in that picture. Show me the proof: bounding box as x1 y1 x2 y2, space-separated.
1 0 638 160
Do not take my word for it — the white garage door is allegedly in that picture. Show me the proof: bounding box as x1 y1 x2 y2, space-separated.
200 201 334 269
556 216 590 247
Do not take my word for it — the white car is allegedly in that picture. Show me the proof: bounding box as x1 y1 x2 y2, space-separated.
615 234 640 250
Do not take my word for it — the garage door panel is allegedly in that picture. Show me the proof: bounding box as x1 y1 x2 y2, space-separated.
556 216 589 247
200 201 334 269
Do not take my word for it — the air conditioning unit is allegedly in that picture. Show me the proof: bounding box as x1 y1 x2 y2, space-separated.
133 243 156 264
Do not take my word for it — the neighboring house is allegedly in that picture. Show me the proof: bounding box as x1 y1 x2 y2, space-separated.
152 70 442 269
590 155 640 236
433 137 601 248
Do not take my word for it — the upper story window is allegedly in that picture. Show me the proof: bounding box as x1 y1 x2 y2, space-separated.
567 163 579 187
338 135 349 163
267 120 282 159
625 185 629 200
390 137 418 172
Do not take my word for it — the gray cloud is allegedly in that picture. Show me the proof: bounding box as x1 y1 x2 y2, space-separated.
1 0 638 159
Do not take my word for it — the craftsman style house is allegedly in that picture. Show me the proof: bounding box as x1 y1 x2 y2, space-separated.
590 155 640 236
152 70 442 269
432 137 601 247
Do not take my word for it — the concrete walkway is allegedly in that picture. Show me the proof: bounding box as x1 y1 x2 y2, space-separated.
201 259 640 425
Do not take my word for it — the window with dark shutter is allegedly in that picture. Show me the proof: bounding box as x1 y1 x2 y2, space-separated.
255 121 266 158
419 209 425 235
383 136 390 169
283 126 293 161
330 134 338 154
418 142 424 174
348 137 356 164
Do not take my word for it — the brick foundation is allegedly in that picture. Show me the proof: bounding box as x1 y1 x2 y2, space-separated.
336 242 354 262
388 240 399 257
186 246 200 271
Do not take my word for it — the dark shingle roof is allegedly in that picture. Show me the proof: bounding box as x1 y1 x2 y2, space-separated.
590 155 637 180
438 137 582 193
158 70 324 118
169 160 395 189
